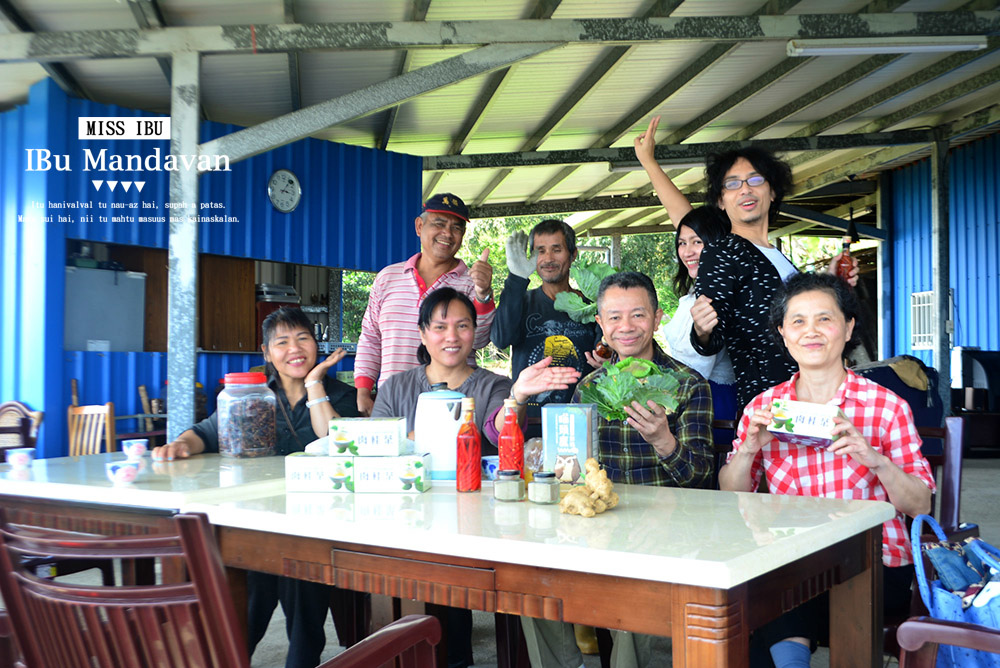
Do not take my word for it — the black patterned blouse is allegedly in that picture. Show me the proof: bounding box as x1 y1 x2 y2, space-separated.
690 234 799 413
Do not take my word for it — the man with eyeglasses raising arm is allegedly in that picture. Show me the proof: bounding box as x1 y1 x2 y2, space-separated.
634 116 857 412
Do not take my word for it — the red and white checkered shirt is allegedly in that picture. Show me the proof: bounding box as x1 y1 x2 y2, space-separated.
354 253 495 391
728 369 936 567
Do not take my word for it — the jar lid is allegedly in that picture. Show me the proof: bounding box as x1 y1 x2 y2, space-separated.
533 471 556 480
497 469 521 478
224 372 268 385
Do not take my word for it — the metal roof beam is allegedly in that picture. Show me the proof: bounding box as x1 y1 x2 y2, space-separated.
942 101 1000 139
4 13 1000 61
517 0 810 204
438 1 563 186
425 128 935 171
378 0 431 150
785 40 999 161
126 0 172 82
789 180 878 199
471 0 684 206
586 219 674 237
786 58 1000 170
794 145 919 195
0 0 86 98
474 0 684 205
674 0 910 144
780 204 886 240
282 0 301 111
469 193 706 219
201 42 559 168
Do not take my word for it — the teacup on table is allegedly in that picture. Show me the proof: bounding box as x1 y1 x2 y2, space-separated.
6 447 35 469
106 461 140 485
481 455 500 481
121 439 149 460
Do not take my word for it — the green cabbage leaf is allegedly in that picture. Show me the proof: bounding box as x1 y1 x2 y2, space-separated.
578 357 682 421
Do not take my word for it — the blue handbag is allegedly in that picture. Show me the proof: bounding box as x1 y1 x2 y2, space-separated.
912 514 1000 667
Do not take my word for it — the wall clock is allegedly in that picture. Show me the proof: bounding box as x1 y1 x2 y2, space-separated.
267 169 302 213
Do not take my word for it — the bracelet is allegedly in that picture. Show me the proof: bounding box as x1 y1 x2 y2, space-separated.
304 379 321 389
509 393 527 406
305 396 330 408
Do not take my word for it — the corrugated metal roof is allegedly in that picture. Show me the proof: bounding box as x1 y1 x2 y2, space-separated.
1 0 998 236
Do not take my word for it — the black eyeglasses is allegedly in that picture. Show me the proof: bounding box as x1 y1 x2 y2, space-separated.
722 175 766 190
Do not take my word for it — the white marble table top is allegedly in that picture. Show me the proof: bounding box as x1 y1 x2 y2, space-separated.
1 454 894 589
0 453 285 509
187 475 895 589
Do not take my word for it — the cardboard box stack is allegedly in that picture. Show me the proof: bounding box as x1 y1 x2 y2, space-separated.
285 417 431 493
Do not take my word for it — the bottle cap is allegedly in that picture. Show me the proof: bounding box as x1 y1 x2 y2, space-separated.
503 397 518 409
461 397 475 410
224 372 267 385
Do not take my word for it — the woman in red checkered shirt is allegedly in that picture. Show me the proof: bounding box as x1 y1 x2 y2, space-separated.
719 271 935 668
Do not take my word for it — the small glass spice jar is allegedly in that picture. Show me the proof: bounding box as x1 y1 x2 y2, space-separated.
493 469 525 502
527 471 560 504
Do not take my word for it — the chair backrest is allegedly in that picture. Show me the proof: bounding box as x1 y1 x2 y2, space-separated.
67 402 116 455
898 616 1000 668
0 401 43 451
917 417 965 535
323 614 441 668
0 511 250 668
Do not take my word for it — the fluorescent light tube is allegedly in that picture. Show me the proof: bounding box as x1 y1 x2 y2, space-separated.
786 36 987 57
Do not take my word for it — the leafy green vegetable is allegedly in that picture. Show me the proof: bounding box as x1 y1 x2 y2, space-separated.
553 291 596 324
578 356 682 421
553 261 618 324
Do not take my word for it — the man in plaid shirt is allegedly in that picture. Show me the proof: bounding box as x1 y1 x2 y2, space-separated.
523 272 713 668
576 271 714 488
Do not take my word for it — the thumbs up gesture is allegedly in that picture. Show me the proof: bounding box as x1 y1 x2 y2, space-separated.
470 247 494 303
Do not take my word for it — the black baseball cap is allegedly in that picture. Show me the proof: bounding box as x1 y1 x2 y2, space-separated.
423 193 469 222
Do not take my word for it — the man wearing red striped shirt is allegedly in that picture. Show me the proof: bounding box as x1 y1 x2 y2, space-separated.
354 193 496 415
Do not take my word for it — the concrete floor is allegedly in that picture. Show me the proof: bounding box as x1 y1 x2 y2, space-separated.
251 457 1000 667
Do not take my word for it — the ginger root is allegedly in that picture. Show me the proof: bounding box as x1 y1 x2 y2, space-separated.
559 458 619 517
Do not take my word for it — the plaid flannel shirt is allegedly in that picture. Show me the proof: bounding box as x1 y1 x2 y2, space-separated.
574 345 714 488
730 369 936 567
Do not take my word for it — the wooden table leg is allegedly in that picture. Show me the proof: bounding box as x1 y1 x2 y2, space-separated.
494 612 530 668
829 527 882 668
226 566 249 636
674 586 748 668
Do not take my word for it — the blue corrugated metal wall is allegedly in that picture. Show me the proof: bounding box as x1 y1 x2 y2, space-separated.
889 133 1000 364
1 79 422 456
54 99 421 270
63 351 264 429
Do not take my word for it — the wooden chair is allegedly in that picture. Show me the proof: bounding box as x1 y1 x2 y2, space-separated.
67 402 116 455
0 401 43 462
0 511 442 668
898 616 1000 668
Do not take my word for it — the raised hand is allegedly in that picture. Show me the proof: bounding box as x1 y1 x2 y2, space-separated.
690 295 719 342
505 231 537 279
469 248 494 302
510 356 581 404
634 115 660 167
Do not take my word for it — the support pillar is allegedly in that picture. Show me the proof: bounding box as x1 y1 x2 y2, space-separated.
931 139 951 414
166 51 200 440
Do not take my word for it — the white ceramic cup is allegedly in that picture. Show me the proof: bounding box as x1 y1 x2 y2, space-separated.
106 460 140 485
122 439 149 460
6 447 35 469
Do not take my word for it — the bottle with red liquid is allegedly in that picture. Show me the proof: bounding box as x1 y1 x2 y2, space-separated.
835 236 853 282
456 397 481 492
498 398 525 477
